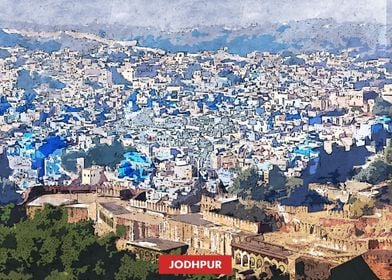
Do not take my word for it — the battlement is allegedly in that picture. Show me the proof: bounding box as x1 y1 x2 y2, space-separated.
128 199 190 215
202 211 261 234
281 205 308 214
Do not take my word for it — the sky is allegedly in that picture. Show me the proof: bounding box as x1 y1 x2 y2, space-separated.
0 0 388 31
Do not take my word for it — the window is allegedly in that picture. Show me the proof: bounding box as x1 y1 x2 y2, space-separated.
235 253 241 265
250 257 255 268
242 255 249 267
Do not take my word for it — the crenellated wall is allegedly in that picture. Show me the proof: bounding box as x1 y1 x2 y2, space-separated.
202 211 261 234
281 205 309 214
128 198 190 215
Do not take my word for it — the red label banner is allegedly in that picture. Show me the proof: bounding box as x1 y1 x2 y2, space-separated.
158 255 232 275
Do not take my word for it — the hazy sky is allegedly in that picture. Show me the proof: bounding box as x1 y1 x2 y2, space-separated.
0 0 388 30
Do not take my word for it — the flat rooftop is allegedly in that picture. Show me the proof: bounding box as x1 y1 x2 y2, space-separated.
171 213 213 226
117 211 164 225
232 235 293 260
100 202 130 215
27 195 77 207
129 237 188 251
27 193 98 207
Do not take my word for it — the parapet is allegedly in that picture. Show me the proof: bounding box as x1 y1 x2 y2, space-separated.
202 211 261 234
281 205 309 214
128 198 190 215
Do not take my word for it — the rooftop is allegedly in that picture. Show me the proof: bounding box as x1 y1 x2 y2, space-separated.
117 211 164 225
232 235 293 260
27 193 98 206
128 237 188 252
100 202 130 215
171 213 213 226
27 195 77 207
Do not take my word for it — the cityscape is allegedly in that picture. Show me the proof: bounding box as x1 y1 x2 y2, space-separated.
0 1 391 279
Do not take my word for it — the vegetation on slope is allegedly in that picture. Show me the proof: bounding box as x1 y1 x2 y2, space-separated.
0 205 215 280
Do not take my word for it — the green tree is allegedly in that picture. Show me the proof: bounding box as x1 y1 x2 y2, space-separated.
355 159 392 185
0 205 220 280
0 205 158 279
115 255 156 280
230 167 260 195
0 271 33 280
0 203 14 224
372 97 392 117
116 224 127 238
44 270 74 280
384 145 392 164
